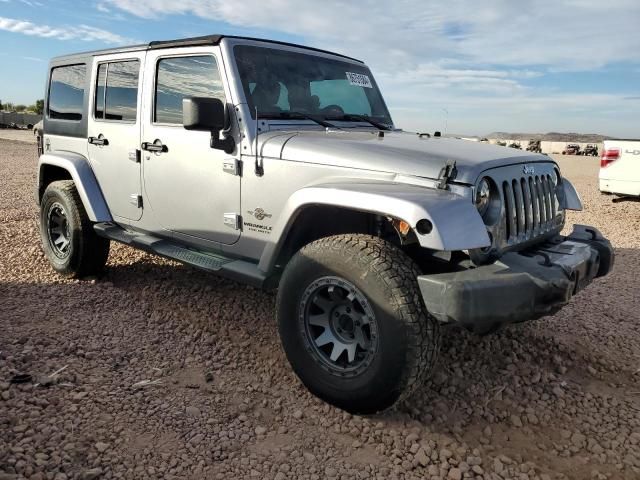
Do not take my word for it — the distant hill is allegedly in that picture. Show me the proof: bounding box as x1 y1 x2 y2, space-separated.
485 132 615 142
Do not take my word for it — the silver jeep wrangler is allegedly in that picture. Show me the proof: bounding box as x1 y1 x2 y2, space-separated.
37 35 613 413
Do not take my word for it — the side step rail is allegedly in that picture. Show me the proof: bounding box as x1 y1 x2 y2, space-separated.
94 222 267 288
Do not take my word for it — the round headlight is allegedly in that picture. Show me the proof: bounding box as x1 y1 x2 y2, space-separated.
475 178 491 216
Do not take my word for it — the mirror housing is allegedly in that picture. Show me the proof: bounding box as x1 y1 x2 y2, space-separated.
183 97 225 131
182 97 235 154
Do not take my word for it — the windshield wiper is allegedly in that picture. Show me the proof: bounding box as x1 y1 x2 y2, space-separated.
258 111 337 129
338 114 391 131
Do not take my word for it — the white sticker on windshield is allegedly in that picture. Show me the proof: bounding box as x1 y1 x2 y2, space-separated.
346 72 373 88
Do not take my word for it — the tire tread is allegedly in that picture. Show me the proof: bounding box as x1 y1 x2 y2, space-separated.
41 180 110 277
283 234 440 408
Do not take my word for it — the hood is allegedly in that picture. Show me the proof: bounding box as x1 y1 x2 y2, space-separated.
259 130 553 184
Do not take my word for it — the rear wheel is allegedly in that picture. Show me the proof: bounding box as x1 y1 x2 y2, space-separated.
39 180 110 277
277 234 440 413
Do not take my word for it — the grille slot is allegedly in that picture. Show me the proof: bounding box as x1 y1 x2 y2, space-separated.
502 173 557 244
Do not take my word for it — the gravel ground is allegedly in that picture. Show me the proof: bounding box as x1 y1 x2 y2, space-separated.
1 141 639 480
0 130 35 144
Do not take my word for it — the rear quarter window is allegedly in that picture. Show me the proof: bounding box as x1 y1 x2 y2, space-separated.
48 64 86 121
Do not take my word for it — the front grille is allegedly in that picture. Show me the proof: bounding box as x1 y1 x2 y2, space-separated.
501 173 558 244
476 163 565 257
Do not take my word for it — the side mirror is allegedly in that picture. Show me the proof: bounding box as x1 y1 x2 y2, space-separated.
182 97 235 154
183 97 225 131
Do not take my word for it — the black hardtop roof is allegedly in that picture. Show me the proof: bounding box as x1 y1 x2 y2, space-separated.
51 34 363 63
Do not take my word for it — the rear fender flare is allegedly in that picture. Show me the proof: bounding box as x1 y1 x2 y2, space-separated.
37 152 112 222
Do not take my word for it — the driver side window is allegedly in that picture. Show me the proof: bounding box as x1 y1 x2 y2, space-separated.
154 55 225 125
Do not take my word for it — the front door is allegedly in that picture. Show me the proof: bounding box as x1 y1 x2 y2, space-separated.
87 53 145 221
141 47 241 245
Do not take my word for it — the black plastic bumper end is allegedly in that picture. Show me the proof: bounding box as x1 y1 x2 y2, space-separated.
418 225 614 335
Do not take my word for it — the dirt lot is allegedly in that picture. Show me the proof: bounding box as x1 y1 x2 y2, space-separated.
1 140 639 480
0 130 35 144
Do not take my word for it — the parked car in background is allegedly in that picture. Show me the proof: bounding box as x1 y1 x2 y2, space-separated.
583 144 599 157
508 141 522 149
526 140 542 153
599 139 640 197
563 144 581 155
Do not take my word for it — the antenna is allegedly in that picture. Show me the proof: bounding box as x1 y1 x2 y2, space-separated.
254 107 263 177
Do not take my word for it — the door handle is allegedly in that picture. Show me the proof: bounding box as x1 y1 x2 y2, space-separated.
88 134 109 146
141 140 168 153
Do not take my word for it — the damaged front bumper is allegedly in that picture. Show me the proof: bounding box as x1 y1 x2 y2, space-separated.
417 225 614 334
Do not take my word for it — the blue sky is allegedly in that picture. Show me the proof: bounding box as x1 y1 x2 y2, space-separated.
1 0 639 137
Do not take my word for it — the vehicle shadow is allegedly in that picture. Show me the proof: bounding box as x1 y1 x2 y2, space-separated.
611 196 640 203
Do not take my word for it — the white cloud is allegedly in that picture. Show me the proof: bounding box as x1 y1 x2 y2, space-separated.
0 16 131 43
100 0 640 136
103 0 640 69
377 63 544 96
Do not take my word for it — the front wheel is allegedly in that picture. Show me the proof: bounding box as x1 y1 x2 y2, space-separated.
277 234 440 414
39 180 110 278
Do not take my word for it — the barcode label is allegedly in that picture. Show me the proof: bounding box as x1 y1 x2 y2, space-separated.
346 72 373 88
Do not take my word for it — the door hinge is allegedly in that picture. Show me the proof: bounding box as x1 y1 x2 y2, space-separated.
437 159 457 189
223 213 241 230
129 194 143 208
223 158 242 176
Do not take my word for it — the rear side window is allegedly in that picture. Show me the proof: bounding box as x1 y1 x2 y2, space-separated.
94 60 140 122
154 56 225 124
48 64 86 121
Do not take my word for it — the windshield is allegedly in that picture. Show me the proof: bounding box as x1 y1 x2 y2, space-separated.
233 45 393 126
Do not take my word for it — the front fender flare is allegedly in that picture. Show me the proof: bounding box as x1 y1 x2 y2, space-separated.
38 152 112 222
559 177 583 211
259 181 490 272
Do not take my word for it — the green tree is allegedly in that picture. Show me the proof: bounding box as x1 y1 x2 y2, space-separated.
15 104 27 112
4 102 14 111
0 99 3 110
34 99 44 115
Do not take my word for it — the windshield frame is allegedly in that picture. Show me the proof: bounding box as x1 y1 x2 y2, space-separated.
228 41 394 129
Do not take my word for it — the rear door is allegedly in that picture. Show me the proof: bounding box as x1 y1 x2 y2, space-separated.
87 52 145 221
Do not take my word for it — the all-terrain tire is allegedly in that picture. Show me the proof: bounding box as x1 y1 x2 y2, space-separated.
39 180 110 277
277 234 440 414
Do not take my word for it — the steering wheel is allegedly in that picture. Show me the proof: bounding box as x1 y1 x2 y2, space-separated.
320 104 344 116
